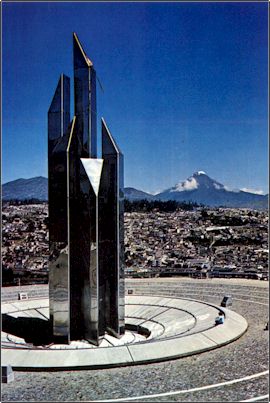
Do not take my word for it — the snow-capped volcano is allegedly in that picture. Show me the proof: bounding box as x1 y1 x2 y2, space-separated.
156 172 267 208
170 171 226 193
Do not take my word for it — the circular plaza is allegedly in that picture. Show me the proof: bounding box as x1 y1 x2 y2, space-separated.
1 278 269 402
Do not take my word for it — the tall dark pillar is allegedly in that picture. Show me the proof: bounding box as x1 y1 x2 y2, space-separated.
73 32 97 158
48 34 125 346
78 158 104 343
99 118 125 336
48 74 71 342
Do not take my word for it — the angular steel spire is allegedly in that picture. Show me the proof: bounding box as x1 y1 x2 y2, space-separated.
73 32 93 68
73 32 97 158
101 118 122 155
49 35 125 346
48 116 76 344
99 119 125 337
48 74 70 142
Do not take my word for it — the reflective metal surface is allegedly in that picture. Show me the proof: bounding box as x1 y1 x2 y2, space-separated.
73 33 97 158
66 117 82 340
49 242 69 341
48 34 125 345
48 74 70 143
48 76 71 343
77 158 104 344
99 119 125 336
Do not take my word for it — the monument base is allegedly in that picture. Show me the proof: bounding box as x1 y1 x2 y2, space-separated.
2 294 248 370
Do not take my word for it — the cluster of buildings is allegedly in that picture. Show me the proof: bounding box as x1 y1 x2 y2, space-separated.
124 208 268 279
2 203 49 284
2 204 268 285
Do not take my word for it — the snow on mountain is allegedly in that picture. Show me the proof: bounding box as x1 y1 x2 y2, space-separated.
170 171 226 193
240 187 264 195
156 171 268 208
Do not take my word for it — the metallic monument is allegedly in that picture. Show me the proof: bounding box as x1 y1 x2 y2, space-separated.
48 33 125 345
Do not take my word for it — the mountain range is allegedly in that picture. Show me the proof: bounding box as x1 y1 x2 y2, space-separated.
2 172 268 209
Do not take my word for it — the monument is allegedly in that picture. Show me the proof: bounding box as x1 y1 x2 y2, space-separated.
48 33 125 345
2 31 249 375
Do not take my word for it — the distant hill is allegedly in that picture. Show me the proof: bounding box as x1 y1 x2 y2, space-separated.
2 178 155 202
2 177 48 201
124 187 154 201
2 173 268 209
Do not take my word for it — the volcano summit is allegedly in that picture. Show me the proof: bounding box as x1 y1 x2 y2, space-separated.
155 171 267 208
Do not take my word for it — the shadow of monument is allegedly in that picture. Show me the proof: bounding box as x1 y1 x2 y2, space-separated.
2 314 53 345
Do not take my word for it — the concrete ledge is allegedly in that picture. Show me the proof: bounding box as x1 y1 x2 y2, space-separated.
1 296 248 370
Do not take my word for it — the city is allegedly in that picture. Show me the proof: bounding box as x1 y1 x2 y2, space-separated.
2 1 268 401
2 201 268 286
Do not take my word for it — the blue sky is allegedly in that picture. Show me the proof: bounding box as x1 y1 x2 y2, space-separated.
2 2 268 194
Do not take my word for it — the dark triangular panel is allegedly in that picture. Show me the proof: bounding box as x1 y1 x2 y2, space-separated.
48 74 70 141
102 118 122 156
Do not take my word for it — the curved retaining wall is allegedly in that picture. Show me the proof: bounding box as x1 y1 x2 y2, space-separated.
2 285 49 302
